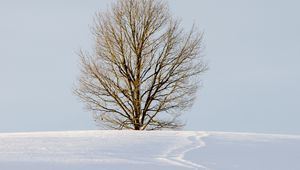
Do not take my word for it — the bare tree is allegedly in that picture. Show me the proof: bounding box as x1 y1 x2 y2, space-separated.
75 0 207 130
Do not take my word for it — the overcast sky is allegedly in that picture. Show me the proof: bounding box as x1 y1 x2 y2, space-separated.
0 0 299 134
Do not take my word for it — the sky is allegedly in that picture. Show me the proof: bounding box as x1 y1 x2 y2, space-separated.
0 0 299 134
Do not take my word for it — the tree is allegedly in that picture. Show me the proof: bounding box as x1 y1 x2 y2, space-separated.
74 0 207 130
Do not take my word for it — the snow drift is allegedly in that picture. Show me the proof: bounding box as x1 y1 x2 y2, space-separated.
0 130 299 170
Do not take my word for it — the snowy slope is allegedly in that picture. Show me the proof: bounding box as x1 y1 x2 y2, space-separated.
0 130 299 170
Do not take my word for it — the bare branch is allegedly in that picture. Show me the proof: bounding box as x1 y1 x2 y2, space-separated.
74 0 207 130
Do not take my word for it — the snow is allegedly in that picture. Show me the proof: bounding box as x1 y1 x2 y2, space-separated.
0 130 299 170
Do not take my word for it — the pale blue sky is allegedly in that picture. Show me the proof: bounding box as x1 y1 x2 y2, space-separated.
0 0 299 134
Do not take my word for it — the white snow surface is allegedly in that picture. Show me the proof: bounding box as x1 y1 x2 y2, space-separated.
0 130 299 170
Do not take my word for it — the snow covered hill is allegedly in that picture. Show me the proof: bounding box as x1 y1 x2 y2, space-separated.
0 130 299 170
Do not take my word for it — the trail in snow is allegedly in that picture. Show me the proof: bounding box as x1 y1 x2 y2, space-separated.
158 132 209 169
